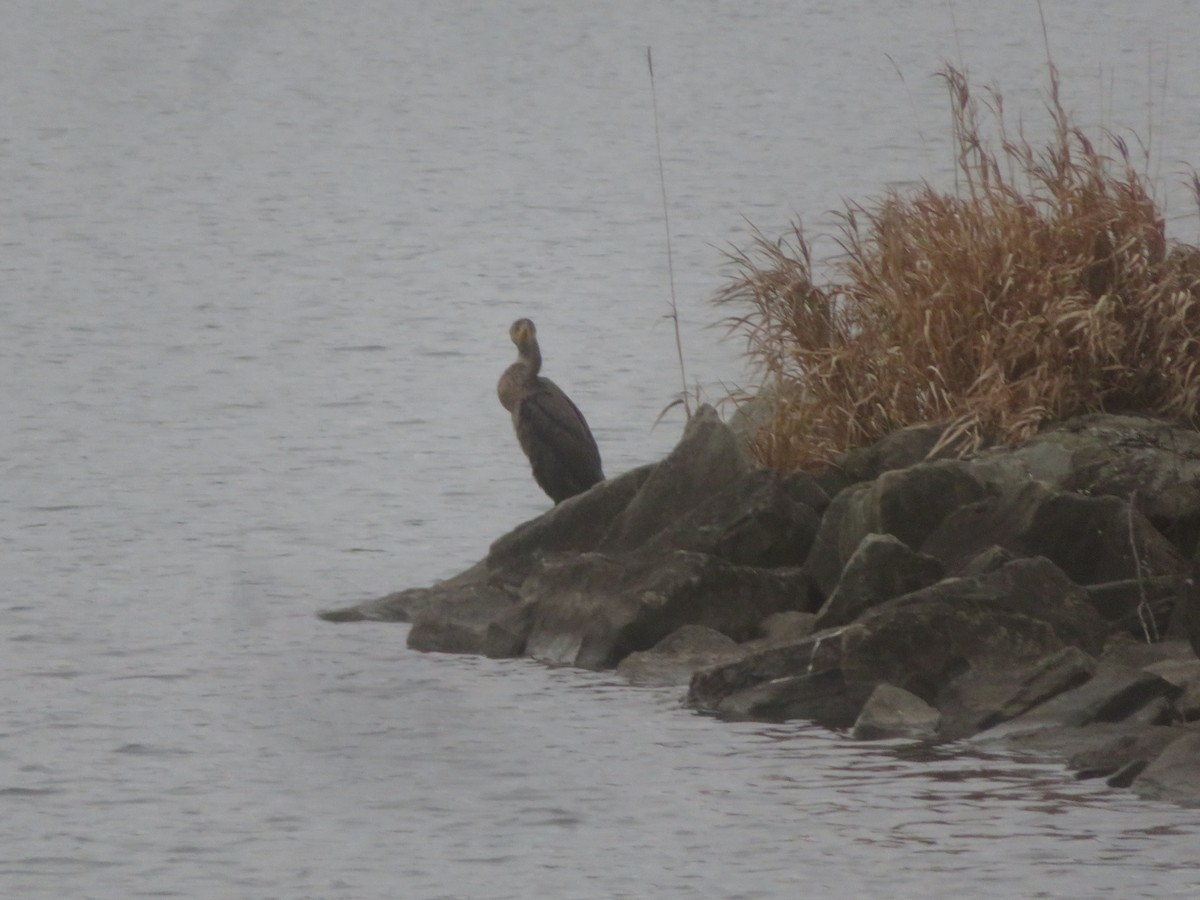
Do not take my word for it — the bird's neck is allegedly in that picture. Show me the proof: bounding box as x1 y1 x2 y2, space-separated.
519 343 542 378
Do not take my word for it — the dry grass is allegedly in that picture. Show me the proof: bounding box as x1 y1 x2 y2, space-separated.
717 66 1200 472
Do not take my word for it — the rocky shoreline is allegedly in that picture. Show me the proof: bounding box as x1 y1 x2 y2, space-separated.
320 407 1200 807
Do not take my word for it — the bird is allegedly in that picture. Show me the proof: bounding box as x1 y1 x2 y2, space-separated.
497 318 604 504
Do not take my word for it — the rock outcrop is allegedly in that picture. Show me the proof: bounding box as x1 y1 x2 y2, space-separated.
320 407 1200 806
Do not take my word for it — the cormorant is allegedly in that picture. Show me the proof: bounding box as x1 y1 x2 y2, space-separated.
497 318 604 503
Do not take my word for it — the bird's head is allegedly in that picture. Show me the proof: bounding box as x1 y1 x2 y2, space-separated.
509 318 537 350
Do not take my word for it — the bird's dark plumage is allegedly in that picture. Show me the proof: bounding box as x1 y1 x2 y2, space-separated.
497 318 603 504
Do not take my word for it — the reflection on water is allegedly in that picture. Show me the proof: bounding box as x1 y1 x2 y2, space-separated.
4 1 1200 897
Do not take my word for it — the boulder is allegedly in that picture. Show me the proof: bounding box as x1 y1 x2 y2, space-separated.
1131 732 1200 806
936 646 1098 739
838 558 1108 704
709 669 862 727
1084 576 1190 635
755 610 817 645
1069 726 1194 782
725 388 776 452
970 413 1200 554
1144 659 1200 721
835 422 956 483
629 468 823 569
406 576 521 655
960 544 1018 576
600 405 756 553
918 481 1053 575
813 533 944 630
921 482 1192 595
486 463 655 581
851 683 942 740
690 558 1106 727
974 664 1182 741
920 480 1194 638
616 625 743 686
688 631 843 713
804 460 988 599
522 550 808 670
1100 637 1199 669
1052 414 1200 540
482 599 538 659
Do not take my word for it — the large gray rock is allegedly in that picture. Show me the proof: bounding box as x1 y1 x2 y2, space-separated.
629 468 824 569
838 557 1109 703
805 460 988 599
974 664 1182 741
921 481 1192 593
486 463 655 581
688 631 843 712
755 610 817 645
1030 414 1200 529
969 411 1190 480
601 405 756 553
1068 726 1194 783
616 625 743 686
936 646 1098 739
969 414 1200 555
851 683 942 740
712 669 861 727
406 575 521 654
690 557 1107 727
522 550 807 669
1132 732 1200 805
622 611 820 689
835 422 956 483
318 465 653 626
814 533 944 630
1144 658 1200 720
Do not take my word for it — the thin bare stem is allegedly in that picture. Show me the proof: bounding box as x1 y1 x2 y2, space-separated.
647 46 690 417
1128 491 1160 643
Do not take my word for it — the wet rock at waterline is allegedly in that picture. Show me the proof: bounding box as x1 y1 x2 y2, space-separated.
519 550 806 670
1131 732 1200 805
616 625 743 687
687 557 1108 725
320 409 1200 806
851 683 942 740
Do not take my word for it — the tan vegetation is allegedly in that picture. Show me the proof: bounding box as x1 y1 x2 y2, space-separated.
717 66 1200 472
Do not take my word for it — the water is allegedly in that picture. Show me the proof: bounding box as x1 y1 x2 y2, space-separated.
3 1 1200 896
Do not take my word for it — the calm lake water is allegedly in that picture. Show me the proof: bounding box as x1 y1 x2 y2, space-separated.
4 1 1200 897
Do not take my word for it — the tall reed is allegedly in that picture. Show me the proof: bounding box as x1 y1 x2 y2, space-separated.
718 66 1200 471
